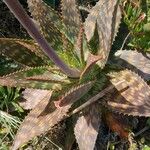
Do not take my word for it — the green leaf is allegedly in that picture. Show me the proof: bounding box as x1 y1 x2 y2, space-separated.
143 23 150 32
0 66 69 90
43 0 56 8
54 81 94 107
61 0 82 44
0 38 49 66
146 118 150 126
27 0 69 51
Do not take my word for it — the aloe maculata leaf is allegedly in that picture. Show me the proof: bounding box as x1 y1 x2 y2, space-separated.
74 25 91 62
115 50 150 80
74 104 101 150
19 89 51 110
84 0 121 41
74 25 84 61
0 38 49 66
12 91 53 150
54 81 94 107
80 53 102 78
12 81 93 150
27 0 69 52
107 70 150 117
28 0 74 52
96 0 121 68
61 0 81 43
0 66 69 90
84 0 105 42
84 0 121 68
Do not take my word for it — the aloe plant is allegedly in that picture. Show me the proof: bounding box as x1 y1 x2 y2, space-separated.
0 0 150 149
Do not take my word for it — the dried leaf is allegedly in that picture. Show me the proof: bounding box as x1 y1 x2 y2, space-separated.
61 0 81 43
0 38 49 66
105 112 129 139
107 70 150 117
0 66 68 90
54 81 94 107
115 50 150 80
19 89 51 110
74 104 101 150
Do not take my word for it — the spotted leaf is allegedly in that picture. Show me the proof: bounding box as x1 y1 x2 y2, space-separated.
0 66 68 90
27 0 69 51
74 25 84 61
12 91 53 150
84 0 121 68
81 53 102 78
74 104 101 150
54 81 94 107
19 89 52 110
84 0 121 42
107 70 150 117
96 0 121 68
12 82 92 150
61 0 81 43
115 50 150 80
0 38 49 66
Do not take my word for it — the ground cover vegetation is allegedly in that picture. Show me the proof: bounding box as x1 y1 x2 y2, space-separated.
0 0 150 149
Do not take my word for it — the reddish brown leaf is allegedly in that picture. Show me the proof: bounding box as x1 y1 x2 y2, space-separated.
104 112 129 139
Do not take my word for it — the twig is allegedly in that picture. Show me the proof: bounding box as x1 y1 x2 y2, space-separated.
79 6 90 13
45 137 62 150
134 126 150 137
120 32 131 50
